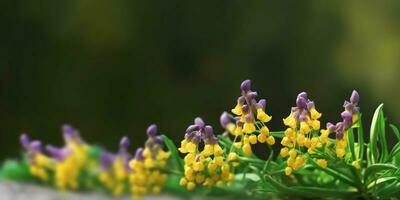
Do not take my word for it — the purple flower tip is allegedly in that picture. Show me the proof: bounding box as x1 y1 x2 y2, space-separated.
192 134 201 143
257 99 266 109
327 122 336 132
341 111 352 121
337 131 344 140
204 125 214 137
100 151 115 170
238 96 245 104
62 124 76 139
296 96 307 109
20 134 30 148
186 124 200 133
299 113 307 121
134 148 144 161
240 80 251 92
154 135 164 145
350 90 359 104
306 101 315 110
297 92 308 100
220 112 231 128
245 114 252 122
194 117 205 128
46 145 70 161
247 91 258 99
30 141 42 152
146 124 158 137
120 136 130 149
242 104 250 113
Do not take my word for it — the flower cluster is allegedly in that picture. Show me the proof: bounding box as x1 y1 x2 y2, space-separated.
20 125 91 190
47 125 90 190
99 137 131 196
221 80 274 156
179 117 235 190
20 134 52 181
323 90 360 160
129 124 170 199
280 92 324 175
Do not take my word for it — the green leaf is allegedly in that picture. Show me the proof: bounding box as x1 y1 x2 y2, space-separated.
234 173 260 182
364 163 398 184
369 104 388 163
357 114 365 161
348 128 356 161
264 175 356 198
270 131 284 138
162 135 184 173
307 155 357 187
0 159 35 181
389 124 400 142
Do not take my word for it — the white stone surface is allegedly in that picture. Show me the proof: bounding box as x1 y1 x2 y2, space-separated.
0 182 181 200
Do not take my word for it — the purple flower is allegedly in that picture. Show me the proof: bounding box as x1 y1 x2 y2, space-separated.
247 91 258 99
46 145 71 161
220 112 231 128
186 124 200 133
62 124 76 139
257 99 266 110
204 125 214 137
327 122 336 132
154 136 164 145
20 134 30 149
134 148 144 161
296 96 307 109
297 92 308 100
337 131 344 140
146 124 158 137
240 80 251 92
30 141 42 152
350 90 359 104
120 136 130 149
100 151 115 170
194 117 205 128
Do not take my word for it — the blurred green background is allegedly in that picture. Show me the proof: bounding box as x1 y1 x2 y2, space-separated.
1 1 400 160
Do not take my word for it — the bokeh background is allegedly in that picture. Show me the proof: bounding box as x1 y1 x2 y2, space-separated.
1 1 400 160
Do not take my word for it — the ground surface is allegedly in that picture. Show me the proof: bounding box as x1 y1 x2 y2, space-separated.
0 182 182 200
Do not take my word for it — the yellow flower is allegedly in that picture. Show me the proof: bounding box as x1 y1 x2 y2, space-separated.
310 108 322 120
316 159 328 168
300 121 310 134
242 143 252 156
285 167 293 176
179 178 188 186
243 122 256 134
249 135 257 144
257 108 272 122
260 126 269 135
266 136 275 145
257 133 267 143
283 115 297 129
231 103 243 115
352 160 361 169
228 152 238 161
187 182 196 190
336 148 345 158
280 148 289 158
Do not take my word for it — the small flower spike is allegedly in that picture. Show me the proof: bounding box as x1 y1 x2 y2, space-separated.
20 134 52 181
47 124 91 191
280 92 323 175
99 136 132 196
179 118 236 191
129 124 170 199
222 79 274 157
324 90 360 159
